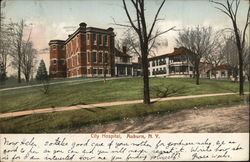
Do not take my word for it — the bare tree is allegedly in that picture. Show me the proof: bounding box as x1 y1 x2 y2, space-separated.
221 34 239 81
116 29 168 58
243 45 250 81
118 0 174 104
204 30 226 67
21 41 37 82
9 19 25 83
0 24 11 81
176 26 215 85
0 2 11 82
210 0 250 95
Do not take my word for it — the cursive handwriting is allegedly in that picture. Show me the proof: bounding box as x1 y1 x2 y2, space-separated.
0 134 248 161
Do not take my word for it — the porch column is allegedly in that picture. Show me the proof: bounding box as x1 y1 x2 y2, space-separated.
125 66 128 76
115 66 117 76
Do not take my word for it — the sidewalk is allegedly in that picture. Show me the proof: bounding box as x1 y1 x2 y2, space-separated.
0 92 237 119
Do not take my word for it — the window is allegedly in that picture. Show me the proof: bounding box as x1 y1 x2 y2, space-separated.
98 34 102 46
51 45 56 50
87 34 90 45
93 69 97 74
68 59 71 68
52 60 56 65
87 52 91 62
92 52 97 63
98 52 103 63
78 53 80 64
152 61 155 67
93 33 97 45
104 35 108 46
98 69 103 74
122 57 128 63
72 57 74 67
104 53 108 63
60 59 65 65
76 38 79 49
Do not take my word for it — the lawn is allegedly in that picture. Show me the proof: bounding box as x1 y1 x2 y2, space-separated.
0 94 248 133
0 77 249 113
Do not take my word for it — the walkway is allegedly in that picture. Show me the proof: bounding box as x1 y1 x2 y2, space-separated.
0 92 237 119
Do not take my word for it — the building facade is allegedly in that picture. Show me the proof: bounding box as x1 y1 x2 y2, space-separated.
49 22 115 78
114 47 133 76
148 48 193 77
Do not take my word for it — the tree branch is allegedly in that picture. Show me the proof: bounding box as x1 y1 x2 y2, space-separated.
147 0 166 40
122 0 139 34
149 26 175 42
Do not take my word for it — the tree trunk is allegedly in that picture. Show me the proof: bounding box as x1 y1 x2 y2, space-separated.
232 21 244 95
195 59 200 85
18 60 21 83
238 50 244 95
25 73 29 82
142 54 150 104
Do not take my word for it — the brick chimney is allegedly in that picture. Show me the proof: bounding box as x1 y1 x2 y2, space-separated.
122 46 127 55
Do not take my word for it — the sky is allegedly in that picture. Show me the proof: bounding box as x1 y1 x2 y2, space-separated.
1 0 249 76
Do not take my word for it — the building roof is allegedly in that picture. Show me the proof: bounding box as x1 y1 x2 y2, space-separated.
49 22 115 45
49 40 65 45
211 65 232 71
64 22 115 44
148 48 184 61
115 48 132 57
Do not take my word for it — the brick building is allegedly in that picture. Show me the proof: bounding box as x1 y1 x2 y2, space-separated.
49 22 115 78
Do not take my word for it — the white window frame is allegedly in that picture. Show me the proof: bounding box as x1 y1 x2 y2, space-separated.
78 53 80 64
99 34 102 46
92 51 97 63
87 33 90 45
87 51 90 63
104 35 108 46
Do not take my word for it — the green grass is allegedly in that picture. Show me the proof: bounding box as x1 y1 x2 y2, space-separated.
0 94 248 133
0 77 249 113
0 76 99 89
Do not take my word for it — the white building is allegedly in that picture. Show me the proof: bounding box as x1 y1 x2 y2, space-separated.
148 48 193 78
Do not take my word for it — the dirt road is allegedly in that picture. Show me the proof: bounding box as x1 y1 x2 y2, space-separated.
71 104 249 133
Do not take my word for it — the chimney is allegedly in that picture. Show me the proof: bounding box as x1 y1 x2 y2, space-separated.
122 46 127 54
68 34 71 38
174 47 178 51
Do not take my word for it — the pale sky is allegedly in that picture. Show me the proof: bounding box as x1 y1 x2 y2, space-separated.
1 0 249 76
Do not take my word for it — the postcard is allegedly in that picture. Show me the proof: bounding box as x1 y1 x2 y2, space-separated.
0 0 249 161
